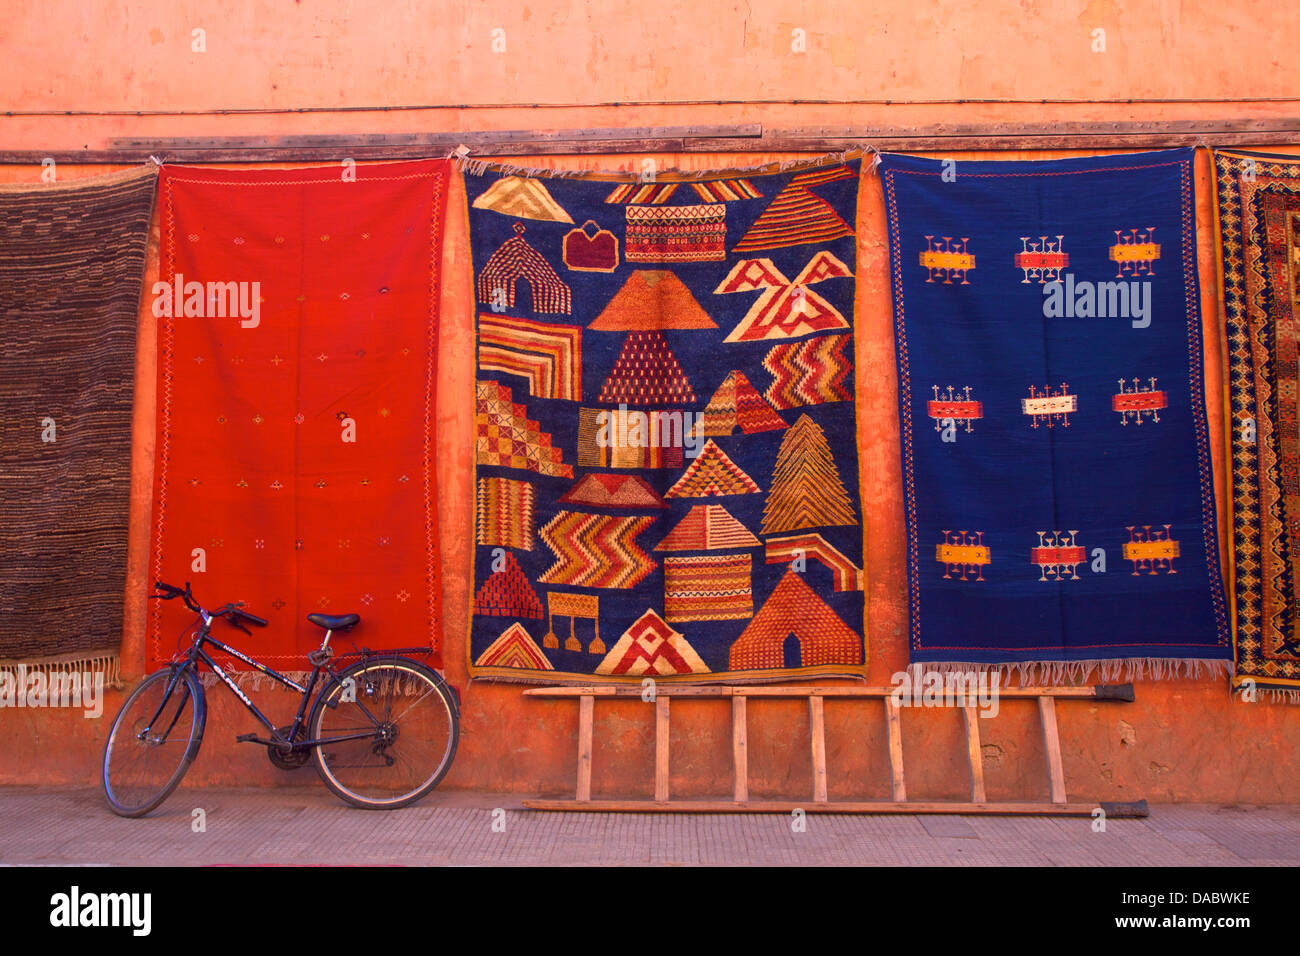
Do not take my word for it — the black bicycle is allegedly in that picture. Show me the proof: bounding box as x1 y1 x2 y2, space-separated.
102 581 459 817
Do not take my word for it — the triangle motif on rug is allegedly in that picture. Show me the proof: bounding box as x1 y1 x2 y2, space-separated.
589 270 718 331
560 473 668 510
475 379 574 478
655 504 760 551
475 622 554 670
700 370 787 435
595 609 710 676
472 176 574 224
665 440 760 498
473 552 545 619
598 330 696 405
728 569 861 669
732 165 855 252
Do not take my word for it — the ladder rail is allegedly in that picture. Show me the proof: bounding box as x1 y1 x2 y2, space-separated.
536 682 1142 816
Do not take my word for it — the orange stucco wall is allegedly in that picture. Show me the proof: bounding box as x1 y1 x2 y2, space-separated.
3 1 1300 803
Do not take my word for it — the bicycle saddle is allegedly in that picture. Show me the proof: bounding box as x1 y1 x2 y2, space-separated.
307 612 360 631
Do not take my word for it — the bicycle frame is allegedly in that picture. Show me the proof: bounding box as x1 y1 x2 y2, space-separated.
107 579 461 816
156 609 437 751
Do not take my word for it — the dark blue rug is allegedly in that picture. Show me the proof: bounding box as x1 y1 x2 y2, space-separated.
879 148 1230 677
464 158 866 682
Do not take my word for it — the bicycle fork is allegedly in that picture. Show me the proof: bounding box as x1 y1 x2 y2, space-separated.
138 665 193 745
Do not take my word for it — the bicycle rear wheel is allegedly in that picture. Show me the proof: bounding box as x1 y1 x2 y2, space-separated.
102 666 206 817
308 657 458 809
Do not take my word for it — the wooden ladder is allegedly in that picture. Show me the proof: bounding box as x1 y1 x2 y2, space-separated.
521 683 1148 816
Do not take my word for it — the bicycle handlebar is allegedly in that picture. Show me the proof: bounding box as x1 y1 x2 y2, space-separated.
152 581 267 626
152 580 200 613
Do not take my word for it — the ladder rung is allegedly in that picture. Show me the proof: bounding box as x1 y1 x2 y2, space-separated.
962 704 986 803
655 696 670 803
576 694 593 802
1038 696 1067 804
884 697 907 802
732 696 748 803
809 695 828 803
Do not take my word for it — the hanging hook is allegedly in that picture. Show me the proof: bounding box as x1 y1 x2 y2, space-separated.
864 143 883 173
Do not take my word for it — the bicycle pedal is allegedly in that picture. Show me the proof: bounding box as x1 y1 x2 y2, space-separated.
235 733 261 744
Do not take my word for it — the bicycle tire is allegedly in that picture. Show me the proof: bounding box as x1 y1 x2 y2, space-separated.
308 656 458 810
102 666 207 818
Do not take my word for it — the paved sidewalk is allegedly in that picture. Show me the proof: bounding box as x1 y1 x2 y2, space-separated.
2 786 1298 865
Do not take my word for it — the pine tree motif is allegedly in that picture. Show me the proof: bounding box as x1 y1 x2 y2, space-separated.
761 413 856 535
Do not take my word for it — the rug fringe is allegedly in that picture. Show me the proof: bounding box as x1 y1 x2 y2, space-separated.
914 657 1234 686
469 673 561 687
1231 678 1300 705
469 670 867 687
0 654 123 689
454 149 868 181
196 668 434 697
197 669 311 692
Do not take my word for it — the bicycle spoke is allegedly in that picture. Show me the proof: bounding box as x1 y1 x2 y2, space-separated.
389 684 438 724
311 661 457 807
103 669 202 816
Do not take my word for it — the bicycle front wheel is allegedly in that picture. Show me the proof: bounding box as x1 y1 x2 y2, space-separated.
308 657 458 809
102 666 206 817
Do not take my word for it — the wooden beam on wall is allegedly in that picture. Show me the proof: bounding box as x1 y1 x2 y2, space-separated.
3 119 1300 164
105 124 763 149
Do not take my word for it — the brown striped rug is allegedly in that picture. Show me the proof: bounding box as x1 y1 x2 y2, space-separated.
0 166 156 679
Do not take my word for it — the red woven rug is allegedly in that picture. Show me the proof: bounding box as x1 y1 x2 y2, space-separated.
148 161 449 672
